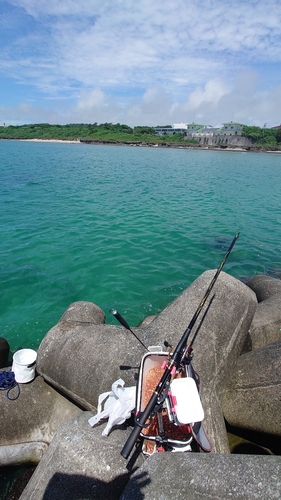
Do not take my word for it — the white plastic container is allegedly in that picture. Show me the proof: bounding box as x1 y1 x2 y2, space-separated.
168 377 204 424
12 349 37 383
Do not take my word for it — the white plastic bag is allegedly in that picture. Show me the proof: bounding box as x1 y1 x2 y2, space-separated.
88 378 136 436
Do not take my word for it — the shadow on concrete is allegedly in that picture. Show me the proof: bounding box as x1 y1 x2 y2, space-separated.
41 470 150 500
226 422 281 456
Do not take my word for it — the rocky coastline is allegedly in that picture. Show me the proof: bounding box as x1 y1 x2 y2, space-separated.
1 272 281 499
80 138 281 153
2 137 281 152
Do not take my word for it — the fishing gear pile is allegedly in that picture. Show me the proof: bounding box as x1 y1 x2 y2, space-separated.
97 232 240 459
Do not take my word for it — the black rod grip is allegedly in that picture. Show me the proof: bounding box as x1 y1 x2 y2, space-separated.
110 309 131 330
121 420 144 459
111 308 149 350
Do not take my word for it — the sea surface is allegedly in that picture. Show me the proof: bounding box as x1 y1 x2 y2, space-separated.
1 140 281 353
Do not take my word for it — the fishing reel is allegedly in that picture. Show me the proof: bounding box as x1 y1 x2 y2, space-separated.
163 340 173 358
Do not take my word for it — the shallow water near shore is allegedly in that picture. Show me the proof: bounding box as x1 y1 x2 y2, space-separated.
0 140 281 352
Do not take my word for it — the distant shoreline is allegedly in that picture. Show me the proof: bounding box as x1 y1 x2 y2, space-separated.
1 137 281 153
19 138 80 144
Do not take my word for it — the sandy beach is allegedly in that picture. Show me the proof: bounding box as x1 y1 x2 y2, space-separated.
19 139 80 144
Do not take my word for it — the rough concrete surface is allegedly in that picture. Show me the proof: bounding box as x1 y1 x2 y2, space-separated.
222 339 281 435
249 296 281 350
247 274 281 302
0 375 81 465
121 452 281 500
19 411 145 500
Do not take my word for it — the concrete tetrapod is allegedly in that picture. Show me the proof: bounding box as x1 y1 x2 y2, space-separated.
0 375 81 466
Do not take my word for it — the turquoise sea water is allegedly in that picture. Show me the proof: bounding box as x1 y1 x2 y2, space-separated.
0 140 281 352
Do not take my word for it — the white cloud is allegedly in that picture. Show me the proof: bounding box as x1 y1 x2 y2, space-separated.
1 0 281 126
183 78 231 110
1 75 281 128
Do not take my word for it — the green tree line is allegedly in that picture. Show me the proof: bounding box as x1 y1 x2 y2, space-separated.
0 122 196 144
242 125 281 145
1 122 280 146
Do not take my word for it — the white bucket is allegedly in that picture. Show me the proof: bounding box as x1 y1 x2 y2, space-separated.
12 349 37 383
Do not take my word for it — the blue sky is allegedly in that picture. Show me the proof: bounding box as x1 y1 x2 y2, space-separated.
1 0 281 127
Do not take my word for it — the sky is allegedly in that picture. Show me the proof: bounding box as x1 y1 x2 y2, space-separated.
1 0 281 127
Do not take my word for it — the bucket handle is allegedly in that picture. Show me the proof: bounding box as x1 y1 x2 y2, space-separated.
27 360 36 368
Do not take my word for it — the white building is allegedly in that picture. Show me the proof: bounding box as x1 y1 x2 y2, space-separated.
154 121 245 137
154 122 204 136
216 122 244 136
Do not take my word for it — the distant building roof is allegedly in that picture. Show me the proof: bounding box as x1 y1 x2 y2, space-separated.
222 121 244 126
172 123 187 129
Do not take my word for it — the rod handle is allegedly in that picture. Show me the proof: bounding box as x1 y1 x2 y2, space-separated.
110 309 131 331
121 422 143 459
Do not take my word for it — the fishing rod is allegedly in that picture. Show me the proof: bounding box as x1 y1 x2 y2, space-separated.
120 232 240 459
110 309 149 351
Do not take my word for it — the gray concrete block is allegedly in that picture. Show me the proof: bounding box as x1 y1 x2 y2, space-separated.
19 411 145 500
60 301 105 325
121 453 281 500
247 274 281 302
36 322 145 411
222 340 281 435
36 272 257 453
249 295 281 349
0 375 81 465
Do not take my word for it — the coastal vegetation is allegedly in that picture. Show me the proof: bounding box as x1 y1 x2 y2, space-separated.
0 122 280 147
0 122 197 145
242 125 281 145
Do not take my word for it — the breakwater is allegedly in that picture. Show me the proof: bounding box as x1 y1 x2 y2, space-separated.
1 272 280 498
